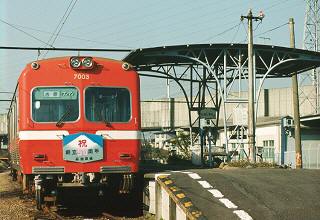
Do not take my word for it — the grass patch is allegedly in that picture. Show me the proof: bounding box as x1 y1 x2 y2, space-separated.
226 160 277 168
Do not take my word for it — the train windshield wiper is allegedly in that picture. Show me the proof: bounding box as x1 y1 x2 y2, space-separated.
56 107 72 127
100 107 110 126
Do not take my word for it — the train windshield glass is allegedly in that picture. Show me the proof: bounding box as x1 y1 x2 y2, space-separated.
32 87 79 122
85 87 131 122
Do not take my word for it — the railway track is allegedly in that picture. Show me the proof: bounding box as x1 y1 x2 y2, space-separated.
34 206 65 220
33 206 120 220
30 190 139 219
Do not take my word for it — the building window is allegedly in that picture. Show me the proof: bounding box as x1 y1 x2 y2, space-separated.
263 139 275 162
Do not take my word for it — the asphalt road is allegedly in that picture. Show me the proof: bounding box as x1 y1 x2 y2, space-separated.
168 168 320 220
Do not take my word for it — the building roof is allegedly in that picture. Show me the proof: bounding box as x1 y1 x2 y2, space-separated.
300 114 320 128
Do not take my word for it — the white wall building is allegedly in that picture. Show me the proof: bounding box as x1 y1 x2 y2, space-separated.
217 117 283 164
216 116 320 168
154 131 176 150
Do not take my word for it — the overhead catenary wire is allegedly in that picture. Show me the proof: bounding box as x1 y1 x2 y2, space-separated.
43 0 75 48
42 0 78 58
0 46 132 52
2 21 132 48
0 18 54 47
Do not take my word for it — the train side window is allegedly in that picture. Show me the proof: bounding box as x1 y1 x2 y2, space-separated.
85 87 131 123
31 87 79 123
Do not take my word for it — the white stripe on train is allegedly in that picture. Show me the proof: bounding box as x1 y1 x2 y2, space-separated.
18 130 142 140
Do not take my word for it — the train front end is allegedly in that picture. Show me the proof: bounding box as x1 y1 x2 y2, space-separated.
11 56 141 208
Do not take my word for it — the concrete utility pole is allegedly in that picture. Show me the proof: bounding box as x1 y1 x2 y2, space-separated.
241 9 264 163
289 18 302 169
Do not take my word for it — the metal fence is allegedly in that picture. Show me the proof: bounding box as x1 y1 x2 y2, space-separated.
284 146 320 169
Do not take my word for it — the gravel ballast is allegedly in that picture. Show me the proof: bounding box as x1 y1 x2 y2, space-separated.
0 171 37 220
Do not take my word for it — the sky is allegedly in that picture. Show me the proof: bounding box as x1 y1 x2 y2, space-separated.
0 0 306 113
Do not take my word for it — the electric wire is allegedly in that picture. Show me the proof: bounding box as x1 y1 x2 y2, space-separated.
46 0 78 47
91 1 246 47
42 0 78 58
63 0 166 34
0 46 132 52
255 22 289 38
110 1 288 47
3 22 132 48
231 21 242 43
241 20 248 43
264 0 291 11
0 18 53 47
77 0 215 39
253 21 262 32
200 21 242 43
42 0 74 48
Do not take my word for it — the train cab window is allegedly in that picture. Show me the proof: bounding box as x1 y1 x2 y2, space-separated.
32 87 79 122
85 87 131 123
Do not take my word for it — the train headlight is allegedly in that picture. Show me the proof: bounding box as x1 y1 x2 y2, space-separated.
70 57 81 68
82 57 93 68
122 62 131 71
31 62 40 70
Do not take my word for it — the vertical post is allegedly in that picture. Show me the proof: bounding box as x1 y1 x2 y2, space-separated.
247 10 256 163
200 127 204 166
200 68 207 166
169 98 174 130
241 9 264 163
208 130 213 167
166 77 170 99
289 18 302 169
190 65 193 149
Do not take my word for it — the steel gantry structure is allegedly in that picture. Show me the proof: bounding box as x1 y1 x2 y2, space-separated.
124 43 320 160
302 0 320 113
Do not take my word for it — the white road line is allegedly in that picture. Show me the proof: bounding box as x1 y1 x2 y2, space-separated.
233 210 253 220
181 171 253 219
170 170 182 173
219 198 238 209
188 173 201 179
208 189 224 198
198 180 213 188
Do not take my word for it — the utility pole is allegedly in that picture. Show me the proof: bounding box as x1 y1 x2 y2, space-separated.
289 18 302 169
241 9 264 163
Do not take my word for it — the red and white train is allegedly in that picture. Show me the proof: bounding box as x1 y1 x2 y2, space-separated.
7 56 141 209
